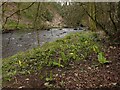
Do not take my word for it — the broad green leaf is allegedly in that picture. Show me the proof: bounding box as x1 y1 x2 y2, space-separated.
98 52 109 64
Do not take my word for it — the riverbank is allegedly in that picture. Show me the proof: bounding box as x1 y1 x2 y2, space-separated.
2 31 120 89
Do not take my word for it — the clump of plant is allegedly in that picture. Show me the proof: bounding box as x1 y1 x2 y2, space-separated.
93 45 109 64
2 31 107 81
44 71 55 88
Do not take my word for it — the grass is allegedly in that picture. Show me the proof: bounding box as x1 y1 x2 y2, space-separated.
2 31 106 81
5 19 50 30
5 20 28 30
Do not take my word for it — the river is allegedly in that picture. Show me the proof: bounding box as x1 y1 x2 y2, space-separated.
2 28 83 58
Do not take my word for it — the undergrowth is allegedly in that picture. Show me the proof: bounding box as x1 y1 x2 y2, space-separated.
2 31 107 81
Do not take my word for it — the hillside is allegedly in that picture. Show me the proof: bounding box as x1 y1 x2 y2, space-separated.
2 31 120 89
2 2 64 31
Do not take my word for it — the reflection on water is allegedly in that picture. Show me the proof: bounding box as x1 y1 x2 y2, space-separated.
2 28 83 58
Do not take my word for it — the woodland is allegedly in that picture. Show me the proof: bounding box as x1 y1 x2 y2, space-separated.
2 2 120 89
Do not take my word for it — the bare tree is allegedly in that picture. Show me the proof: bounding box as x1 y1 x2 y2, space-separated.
33 2 41 46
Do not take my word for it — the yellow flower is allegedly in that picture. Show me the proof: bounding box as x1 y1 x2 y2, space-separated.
70 53 74 55
85 41 88 44
18 60 22 66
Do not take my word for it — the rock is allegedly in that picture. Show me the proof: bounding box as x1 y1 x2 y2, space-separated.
56 34 59 36
78 27 83 30
19 37 22 40
17 44 22 47
74 73 78 77
44 82 53 87
74 28 77 30
28 33 31 35
63 31 66 33
12 37 15 40
88 67 92 70
25 78 29 81
100 85 103 87
18 86 25 89
106 65 110 68
109 46 114 49
111 83 117 86
80 24 84 27
47 29 50 31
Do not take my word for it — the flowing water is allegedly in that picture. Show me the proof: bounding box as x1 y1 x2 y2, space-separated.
2 28 83 58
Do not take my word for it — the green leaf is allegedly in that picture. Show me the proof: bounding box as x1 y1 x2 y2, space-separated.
93 45 99 53
61 52 67 62
98 52 109 64
45 77 52 81
52 62 64 67
18 60 22 66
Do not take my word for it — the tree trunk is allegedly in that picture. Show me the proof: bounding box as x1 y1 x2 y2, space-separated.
89 2 96 31
33 3 41 46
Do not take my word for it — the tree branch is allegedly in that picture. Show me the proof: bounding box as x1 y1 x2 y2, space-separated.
81 4 111 36
3 2 35 29
109 3 117 32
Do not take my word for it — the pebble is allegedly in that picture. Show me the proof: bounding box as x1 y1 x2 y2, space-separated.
18 86 25 89
44 82 49 86
25 78 29 81
76 84 79 86
88 67 91 70
74 73 78 77
59 75 62 78
34 42 37 45
109 46 116 49
111 83 117 86
12 38 15 40
44 82 53 87
100 85 102 87
28 33 31 35
56 34 59 36
56 74 58 77
72 66 74 69
96 67 99 69
58 69 61 72
107 71 110 73
17 44 22 47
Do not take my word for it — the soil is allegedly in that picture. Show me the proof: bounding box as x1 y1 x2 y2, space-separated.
2 42 120 90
